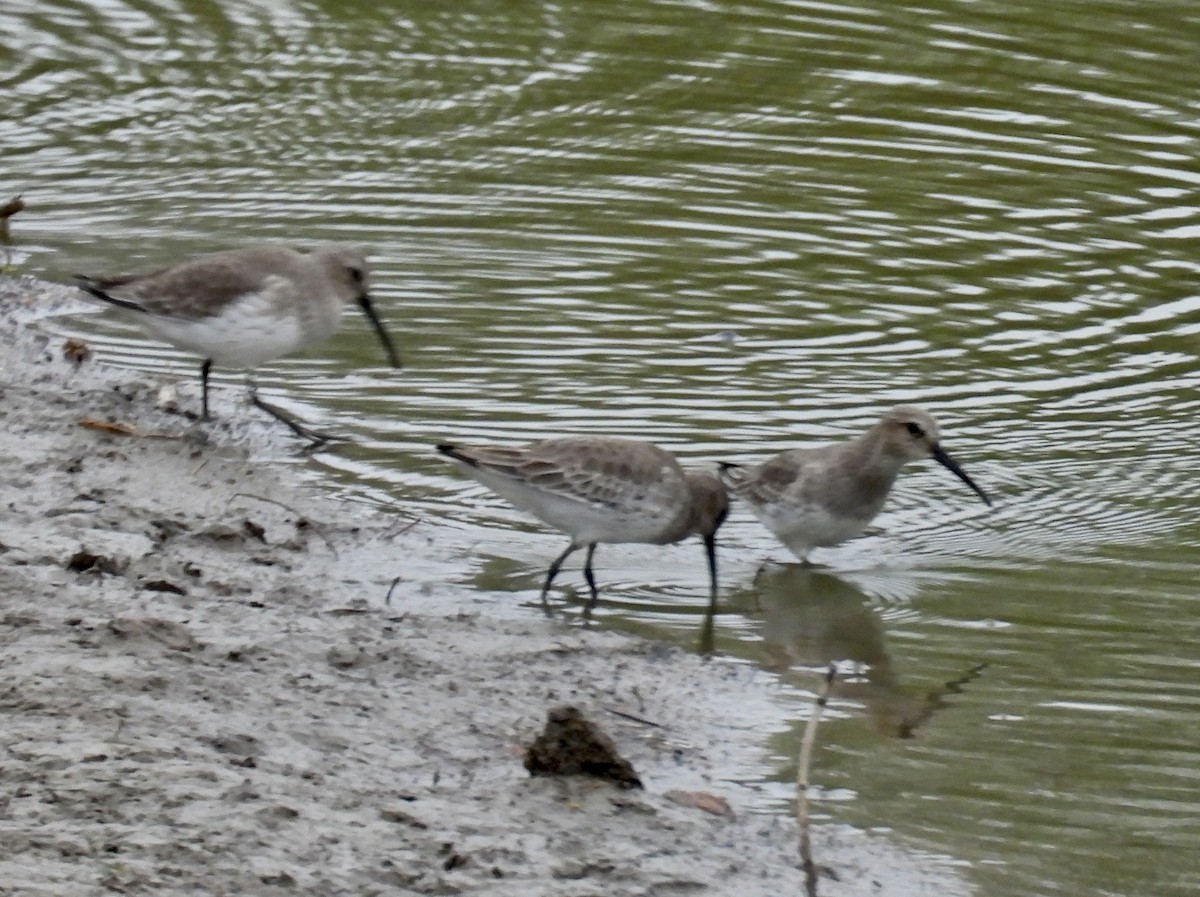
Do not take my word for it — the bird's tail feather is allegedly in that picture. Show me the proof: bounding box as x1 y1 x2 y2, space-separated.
436 443 477 467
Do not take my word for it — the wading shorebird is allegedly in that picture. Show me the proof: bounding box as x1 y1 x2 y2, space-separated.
719 405 991 562
437 437 730 619
75 243 400 440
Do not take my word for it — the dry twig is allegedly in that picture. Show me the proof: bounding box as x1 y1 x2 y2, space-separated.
385 575 403 606
604 706 664 729
77 418 180 439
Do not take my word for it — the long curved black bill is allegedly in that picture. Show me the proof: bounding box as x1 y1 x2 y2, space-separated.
357 292 401 368
931 444 992 507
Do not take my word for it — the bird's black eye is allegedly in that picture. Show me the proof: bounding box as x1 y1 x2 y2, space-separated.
347 267 364 284
905 422 924 438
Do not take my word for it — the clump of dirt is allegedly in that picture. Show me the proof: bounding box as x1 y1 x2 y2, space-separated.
524 705 643 790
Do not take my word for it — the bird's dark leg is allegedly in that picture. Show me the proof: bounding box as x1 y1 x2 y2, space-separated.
200 358 213 421
698 533 719 656
581 542 600 619
704 533 719 616
246 379 337 446
541 541 580 609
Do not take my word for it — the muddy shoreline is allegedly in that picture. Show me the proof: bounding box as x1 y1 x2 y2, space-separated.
0 274 970 896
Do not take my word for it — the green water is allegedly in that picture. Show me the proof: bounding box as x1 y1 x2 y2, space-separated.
5 1 1200 893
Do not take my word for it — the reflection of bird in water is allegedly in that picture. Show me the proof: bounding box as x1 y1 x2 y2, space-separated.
728 565 984 738
741 565 891 676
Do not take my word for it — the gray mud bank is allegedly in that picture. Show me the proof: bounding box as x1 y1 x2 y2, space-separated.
0 275 970 896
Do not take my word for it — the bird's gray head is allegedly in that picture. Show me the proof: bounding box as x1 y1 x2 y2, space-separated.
879 405 943 463
308 244 371 303
879 405 991 506
307 244 401 368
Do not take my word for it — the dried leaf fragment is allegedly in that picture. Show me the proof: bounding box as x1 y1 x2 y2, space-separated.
79 418 139 436
664 789 736 820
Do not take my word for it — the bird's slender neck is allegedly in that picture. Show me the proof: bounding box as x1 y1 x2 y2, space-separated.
839 425 907 501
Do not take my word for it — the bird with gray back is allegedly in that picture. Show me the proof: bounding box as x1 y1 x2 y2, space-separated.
719 406 990 562
75 243 400 439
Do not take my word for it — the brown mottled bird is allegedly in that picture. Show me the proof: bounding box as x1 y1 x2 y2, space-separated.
438 436 729 617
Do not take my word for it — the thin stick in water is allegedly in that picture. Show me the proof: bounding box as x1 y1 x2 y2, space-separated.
797 664 836 897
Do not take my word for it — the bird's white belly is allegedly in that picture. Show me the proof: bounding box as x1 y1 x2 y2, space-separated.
756 501 869 560
142 293 339 368
545 498 674 544
470 468 679 545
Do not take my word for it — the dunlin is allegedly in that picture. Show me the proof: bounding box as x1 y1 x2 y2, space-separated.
437 437 729 618
75 244 400 435
719 406 990 562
